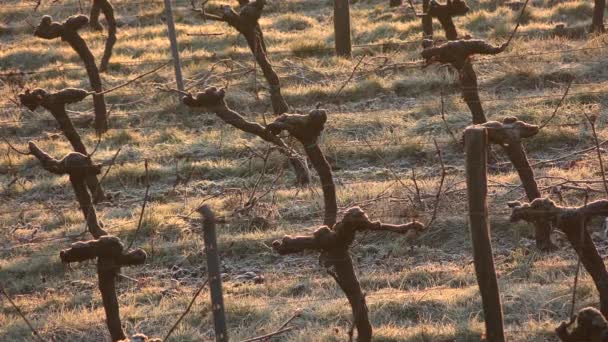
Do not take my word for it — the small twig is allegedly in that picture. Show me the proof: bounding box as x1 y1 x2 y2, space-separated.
426 139 446 229
84 145 123 208
164 278 209 341
0 287 46 342
336 55 366 99
240 327 294 342
93 62 170 96
504 0 531 48
362 137 416 204
127 159 150 250
538 78 574 130
186 32 224 36
439 89 461 149
157 85 191 96
411 168 422 207
261 310 302 342
531 139 608 168
246 147 271 207
88 104 115 157
1 136 30 156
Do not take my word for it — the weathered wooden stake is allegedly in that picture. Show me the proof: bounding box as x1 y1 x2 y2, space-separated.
163 0 184 92
334 0 352 58
464 127 505 342
197 205 228 342
422 0 433 40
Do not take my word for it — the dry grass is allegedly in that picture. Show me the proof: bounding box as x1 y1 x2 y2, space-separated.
1 0 608 341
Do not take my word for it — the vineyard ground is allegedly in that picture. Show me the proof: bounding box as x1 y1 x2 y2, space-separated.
1 0 608 340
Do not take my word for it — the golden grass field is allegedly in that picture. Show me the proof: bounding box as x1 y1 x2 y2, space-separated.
1 0 608 340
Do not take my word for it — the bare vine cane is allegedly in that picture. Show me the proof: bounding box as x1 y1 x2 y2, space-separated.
509 198 608 316
181 86 311 186
272 207 424 342
34 15 108 134
475 117 556 250
60 236 149 341
19 88 106 202
266 108 337 226
191 0 289 115
27 142 107 238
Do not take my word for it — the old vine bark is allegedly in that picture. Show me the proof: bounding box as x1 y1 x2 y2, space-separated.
90 0 117 72
182 87 310 185
476 117 556 250
19 88 106 203
266 109 336 226
195 0 289 115
273 207 425 341
28 142 107 238
60 236 147 341
34 15 108 134
510 198 608 315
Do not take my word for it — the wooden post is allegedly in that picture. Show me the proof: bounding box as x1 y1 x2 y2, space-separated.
464 127 505 342
197 205 228 342
163 0 184 91
592 0 606 33
422 0 433 40
334 0 352 58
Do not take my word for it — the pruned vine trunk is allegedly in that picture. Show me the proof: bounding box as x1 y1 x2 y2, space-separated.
198 0 288 115
182 87 311 186
90 0 117 72
329 248 372 341
34 15 108 134
243 31 289 115
267 109 337 226
460 60 485 124
479 117 556 250
28 142 107 238
501 142 554 250
421 39 506 125
592 0 606 33
304 143 337 227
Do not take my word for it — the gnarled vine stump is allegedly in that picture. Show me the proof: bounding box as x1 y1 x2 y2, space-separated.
34 15 108 134
266 109 336 226
182 87 310 185
510 198 608 316
196 0 289 115
60 236 147 341
422 39 507 124
28 142 107 238
476 117 555 250
19 88 106 203
426 0 469 40
273 207 424 342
